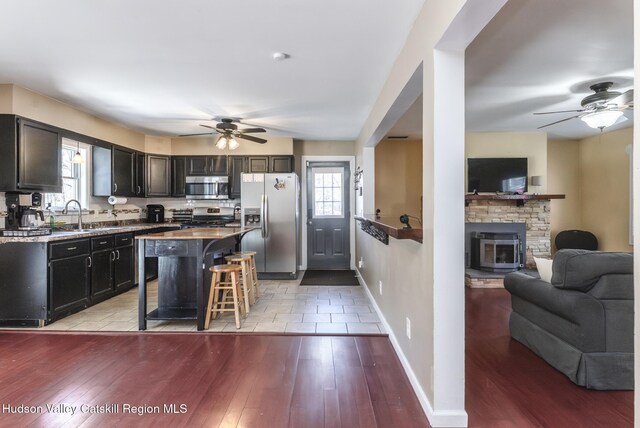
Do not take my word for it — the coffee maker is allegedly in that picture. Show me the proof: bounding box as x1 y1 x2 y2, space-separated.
3 192 50 237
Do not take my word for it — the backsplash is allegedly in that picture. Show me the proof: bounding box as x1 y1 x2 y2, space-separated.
0 192 240 229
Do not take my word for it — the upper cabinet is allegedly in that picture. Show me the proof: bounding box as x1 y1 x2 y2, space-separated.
135 152 145 197
92 145 135 197
0 115 62 192
146 154 170 197
187 156 228 176
229 156 245 199
246 156 269 173
171 156 186 197
270 155 294 173
245 155 294 173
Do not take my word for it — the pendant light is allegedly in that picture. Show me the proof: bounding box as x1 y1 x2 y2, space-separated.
71 140 83 164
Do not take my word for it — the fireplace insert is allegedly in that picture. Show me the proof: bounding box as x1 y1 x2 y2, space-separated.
470 232 521 272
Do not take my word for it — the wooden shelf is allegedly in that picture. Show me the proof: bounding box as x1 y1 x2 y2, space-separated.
354 215 423 244
465 193 565 207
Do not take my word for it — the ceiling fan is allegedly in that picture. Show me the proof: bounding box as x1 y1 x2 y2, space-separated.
179 118 267 149
534 82 634 130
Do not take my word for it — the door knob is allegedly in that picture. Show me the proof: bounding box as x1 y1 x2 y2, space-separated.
307 219 313 225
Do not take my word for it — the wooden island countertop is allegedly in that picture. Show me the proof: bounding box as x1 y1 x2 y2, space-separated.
135 226 258 240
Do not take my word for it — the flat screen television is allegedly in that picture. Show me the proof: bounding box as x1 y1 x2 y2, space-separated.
467 157 528 193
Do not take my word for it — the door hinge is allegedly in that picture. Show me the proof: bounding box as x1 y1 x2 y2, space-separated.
306 161 309 167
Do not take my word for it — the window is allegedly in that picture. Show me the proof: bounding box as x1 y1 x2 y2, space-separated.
313 167 343 217
45 139 87 209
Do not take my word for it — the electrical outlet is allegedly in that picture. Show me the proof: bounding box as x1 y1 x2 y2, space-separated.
358 257 364 269
379 280 383 295
406 317 411 339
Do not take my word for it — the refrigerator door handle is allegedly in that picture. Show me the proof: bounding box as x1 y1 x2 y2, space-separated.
264 194 269 238
261 194 266 238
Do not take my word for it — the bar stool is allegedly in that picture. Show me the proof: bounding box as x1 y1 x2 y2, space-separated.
233 251 260 301
205 264 244 329
224 254 254 311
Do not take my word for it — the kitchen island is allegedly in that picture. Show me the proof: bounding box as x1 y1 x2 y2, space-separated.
136 227 258 331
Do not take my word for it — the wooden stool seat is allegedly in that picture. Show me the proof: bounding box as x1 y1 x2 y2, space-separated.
234 251 257 257
205 264 245 329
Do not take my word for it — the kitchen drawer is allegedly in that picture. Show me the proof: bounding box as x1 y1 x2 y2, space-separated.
91 235 115 251
115 233 133 247
145 240 193 257
50 239 90 259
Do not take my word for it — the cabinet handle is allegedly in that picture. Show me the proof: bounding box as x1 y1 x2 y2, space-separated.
87 256 92 267
116 250 120 260
99 241 107 245
121 238 129 241
114 183 118 192
167 246 175 250
111 251 116 261
137 185 141 194
67 246 77 251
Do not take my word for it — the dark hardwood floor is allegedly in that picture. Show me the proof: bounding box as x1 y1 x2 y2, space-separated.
466 288 634 427
0 332 429 427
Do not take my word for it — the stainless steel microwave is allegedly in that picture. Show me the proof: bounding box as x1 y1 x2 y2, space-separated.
185 176 229 200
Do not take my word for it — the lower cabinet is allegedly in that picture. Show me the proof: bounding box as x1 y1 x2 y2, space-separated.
48 233 134 322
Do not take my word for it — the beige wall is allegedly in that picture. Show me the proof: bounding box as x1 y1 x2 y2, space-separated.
144 135 172 155
170 136 293 156
0 84 13 112
466 131 548 193
580 127 633 252
547 139 582 251
375 139 423 218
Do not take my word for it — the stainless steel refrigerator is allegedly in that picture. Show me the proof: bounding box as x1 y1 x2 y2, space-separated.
241 172 299 278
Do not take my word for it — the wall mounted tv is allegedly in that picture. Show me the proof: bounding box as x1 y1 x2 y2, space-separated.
467 157 528 193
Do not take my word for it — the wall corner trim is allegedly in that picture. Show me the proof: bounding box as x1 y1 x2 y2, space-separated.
356 268 469 427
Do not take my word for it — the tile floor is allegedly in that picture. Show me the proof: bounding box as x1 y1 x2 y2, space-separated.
35 275 385 334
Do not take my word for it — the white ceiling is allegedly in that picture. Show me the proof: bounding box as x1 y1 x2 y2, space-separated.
466 0 634 140
0 0 425 140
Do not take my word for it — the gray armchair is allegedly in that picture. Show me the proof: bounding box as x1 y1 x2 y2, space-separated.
504 249 633 390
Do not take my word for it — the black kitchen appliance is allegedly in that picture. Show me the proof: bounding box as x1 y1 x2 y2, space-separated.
146 204 165 223
2 192 50 237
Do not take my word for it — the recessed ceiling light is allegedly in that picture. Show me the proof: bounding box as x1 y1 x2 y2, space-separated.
272 52 290 61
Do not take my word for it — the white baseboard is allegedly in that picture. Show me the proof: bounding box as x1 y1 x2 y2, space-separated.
355 268 468 428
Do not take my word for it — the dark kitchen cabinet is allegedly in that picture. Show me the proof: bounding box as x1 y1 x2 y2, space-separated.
112 147 135 196
146 154 170 197
270 155 294 173
48 239 91 321
114 245 134 292
92 145 136 197
187 156 228 175
229 156 245 199
171 156 187 197
246 156 269 173
90 248 114 303
0 115 62 192
135 152 145 197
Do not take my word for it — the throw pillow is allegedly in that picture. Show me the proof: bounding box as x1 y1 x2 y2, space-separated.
534 257 553 283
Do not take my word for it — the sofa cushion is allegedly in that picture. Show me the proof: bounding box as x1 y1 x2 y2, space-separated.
551 249 633 291
534 257 553 282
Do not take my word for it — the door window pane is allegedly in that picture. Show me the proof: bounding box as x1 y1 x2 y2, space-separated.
313 167 344 217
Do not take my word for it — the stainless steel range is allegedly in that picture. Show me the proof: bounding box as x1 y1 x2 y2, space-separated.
179 207 239 229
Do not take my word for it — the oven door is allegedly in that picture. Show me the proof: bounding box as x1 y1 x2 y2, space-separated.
185 177 219 199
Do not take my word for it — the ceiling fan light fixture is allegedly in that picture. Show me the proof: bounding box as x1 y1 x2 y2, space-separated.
215 135 228 150
580 110 624 130
228 137 239 150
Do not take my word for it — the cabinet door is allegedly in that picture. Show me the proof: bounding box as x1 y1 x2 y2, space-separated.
135 152 146 197
187 156 209 175
49 255 90 319
90 249 114 303
17 119 62 192
270 156 294 173
112 147 135 196
146 154 170 197
247 156 269 173
229 156 245 199
171 156 186 197
92 146 112 197
114 246 134 292
209 156 228 175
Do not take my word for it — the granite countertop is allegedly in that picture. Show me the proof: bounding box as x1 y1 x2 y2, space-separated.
135 226 259 241
0 223 179 244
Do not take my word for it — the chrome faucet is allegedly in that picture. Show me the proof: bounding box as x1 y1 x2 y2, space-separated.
63 199 83 230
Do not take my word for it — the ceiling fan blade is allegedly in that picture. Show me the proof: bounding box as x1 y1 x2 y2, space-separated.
236 134 267 144
608 89 634 108
238 127 267 133
178 132 214 137
537 115 581 129
200 124 220 131
533 109 585 115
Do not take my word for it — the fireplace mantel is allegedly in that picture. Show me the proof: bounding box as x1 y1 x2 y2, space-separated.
465 193 565 207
